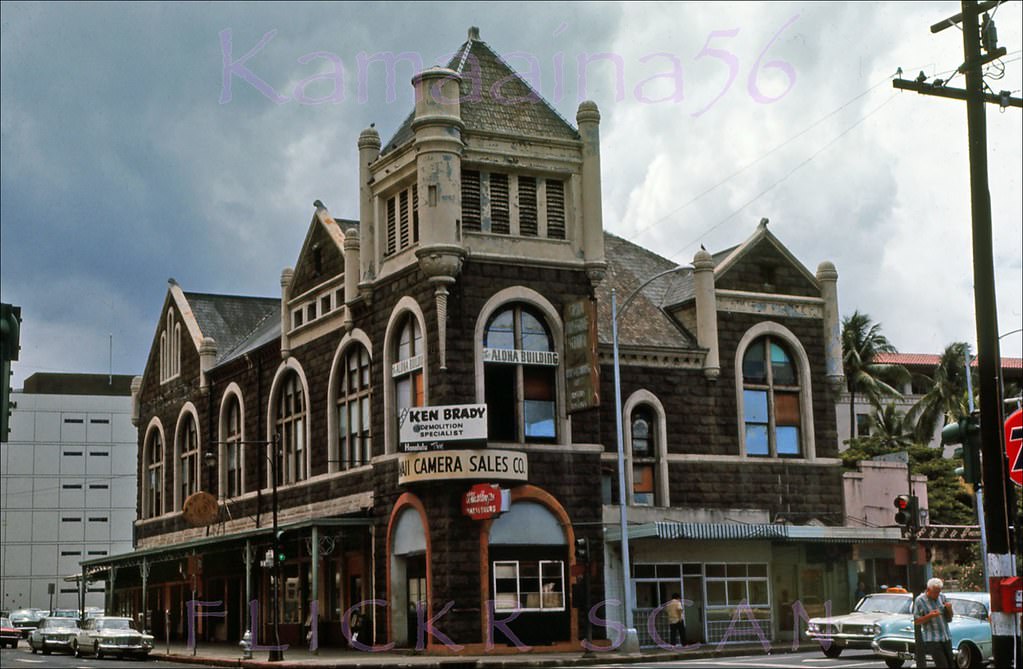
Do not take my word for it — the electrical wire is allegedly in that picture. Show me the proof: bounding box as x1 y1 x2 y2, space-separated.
663 91 902 263
627 72 900 242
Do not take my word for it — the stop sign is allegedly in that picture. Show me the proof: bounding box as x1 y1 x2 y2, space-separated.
1006 408 1023 487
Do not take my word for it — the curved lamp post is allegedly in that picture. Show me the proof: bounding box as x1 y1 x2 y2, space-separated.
611 264 688 652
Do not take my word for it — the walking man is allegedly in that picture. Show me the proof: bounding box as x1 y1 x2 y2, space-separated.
666 592 685 648
913 577 955 668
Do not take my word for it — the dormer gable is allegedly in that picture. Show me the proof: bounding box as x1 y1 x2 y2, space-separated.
290 201 352 298
714 219 821 298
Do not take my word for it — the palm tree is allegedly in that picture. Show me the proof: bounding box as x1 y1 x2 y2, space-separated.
867 402 917 453
841 311 907 439
907 342 974 443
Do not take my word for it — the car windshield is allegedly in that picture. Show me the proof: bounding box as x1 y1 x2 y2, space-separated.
949 597 987 620
855 595 912 614
97 619 134 631
42 618 76 629
0 618 11 626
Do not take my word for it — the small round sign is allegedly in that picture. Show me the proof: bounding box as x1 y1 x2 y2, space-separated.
1005 408 1022 487
182 491 219 527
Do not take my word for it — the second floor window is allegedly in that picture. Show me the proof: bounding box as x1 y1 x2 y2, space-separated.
631 405 656 506
393 315 424 418
178 415 198 507
145 431 163 518
224 396 242 497
742 337 801 457
385 184 419 256
276 373 307 484
483 305 558 443
337 344 372 468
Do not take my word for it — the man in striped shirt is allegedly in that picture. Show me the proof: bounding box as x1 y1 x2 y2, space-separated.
913 577 955 668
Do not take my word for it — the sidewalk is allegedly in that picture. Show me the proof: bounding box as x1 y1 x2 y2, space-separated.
156 640 820 668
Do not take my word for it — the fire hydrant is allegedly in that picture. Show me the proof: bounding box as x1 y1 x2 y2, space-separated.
239 630 253 659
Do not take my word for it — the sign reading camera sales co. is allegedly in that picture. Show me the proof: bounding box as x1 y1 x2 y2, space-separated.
398 449 528 485
398 403 488 447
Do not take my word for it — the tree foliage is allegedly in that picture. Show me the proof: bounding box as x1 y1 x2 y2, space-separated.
841 312 908 438
906 342 973 443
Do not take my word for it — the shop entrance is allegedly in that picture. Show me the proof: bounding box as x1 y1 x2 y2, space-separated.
389 505 428 648
405 556 426 646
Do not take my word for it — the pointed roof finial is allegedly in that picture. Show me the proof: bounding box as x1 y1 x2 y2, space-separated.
758 217 769 229
468 26 480 41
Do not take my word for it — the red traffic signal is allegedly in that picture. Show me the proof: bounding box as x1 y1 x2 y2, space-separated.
893 494 918 528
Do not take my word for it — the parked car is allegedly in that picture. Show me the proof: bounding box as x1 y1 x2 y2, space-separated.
805 592 913 658
73 616 154 659
0 617 21 648
28 616 80 655
872 592 992 669
8 609 46 638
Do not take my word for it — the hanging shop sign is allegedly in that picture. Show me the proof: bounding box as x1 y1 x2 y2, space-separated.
398 449 527 485
563 298 599 412
461 483 511 520
182 491 219 527
398 403 488 449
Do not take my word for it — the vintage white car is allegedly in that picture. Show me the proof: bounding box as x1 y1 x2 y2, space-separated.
72 616 154 659
805 592 913 658
28 616 80 655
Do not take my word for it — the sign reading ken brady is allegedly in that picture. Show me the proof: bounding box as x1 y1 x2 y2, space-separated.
399 403 488 447
398 449 527 485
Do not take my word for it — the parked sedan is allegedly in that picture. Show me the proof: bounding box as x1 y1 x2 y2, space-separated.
73 616 154 659
872 592 992 669
0 617 20 648
7 609 46 638
805 592 913 657
28 616 80 655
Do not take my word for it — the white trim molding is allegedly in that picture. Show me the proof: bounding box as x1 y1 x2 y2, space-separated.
621 389 669 507
383 297 429 455
326 328 373 473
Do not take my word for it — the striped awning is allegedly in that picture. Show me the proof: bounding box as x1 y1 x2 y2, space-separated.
606 522 902 544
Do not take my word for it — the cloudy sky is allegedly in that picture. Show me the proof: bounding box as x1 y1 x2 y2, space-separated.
2 1 1021 389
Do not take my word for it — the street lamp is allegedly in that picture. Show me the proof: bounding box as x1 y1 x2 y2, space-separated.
611 264 688 652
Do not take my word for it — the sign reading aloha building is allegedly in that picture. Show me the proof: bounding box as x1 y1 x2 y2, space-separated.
398 449 527 485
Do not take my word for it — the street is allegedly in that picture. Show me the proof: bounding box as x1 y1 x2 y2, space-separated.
0 645 206 668
591 648 900 668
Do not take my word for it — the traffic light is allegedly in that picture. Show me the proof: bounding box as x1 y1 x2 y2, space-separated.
942 415 981 485
894 494 919 529
0 303 22 443
575 536 590 563
275 529 286 563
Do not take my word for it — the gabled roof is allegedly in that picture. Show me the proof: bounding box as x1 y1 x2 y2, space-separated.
381 27 580 155
598 233 696 349
713 217 820 289
179 291 279 364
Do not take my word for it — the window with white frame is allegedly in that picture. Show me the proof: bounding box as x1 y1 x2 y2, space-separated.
160 310 181 382
336 344 371 469
742 337 801 457
483 304 558 442
630 405 656 506
145 430 163 518
704 563 770 642
385 184 419 256
461 170 566 239
223 395 242 497
178 414 199 508
492 560 565 612
276 372 306 484
393 314 424 422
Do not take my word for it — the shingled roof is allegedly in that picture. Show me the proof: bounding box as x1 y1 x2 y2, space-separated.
181 292 279 364
381 27 579 155
597 233 697 349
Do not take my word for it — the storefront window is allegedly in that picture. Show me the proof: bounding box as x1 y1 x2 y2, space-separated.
492 559 565 611
704 562 771 642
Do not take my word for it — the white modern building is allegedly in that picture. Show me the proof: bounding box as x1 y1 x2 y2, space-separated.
0 373 137 612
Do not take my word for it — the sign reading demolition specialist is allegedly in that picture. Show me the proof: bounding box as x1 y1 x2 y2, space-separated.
398 449 527 485
398 403 488 447
564 298 599 412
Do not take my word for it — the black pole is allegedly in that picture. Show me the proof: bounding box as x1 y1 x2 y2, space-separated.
960 3 1015 666
269 433 283 662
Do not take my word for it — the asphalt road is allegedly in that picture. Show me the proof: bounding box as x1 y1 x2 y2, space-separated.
590 648 901 668
0 644 207 668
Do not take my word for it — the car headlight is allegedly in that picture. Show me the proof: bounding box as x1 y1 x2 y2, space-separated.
873 623 882 635
808 623 819 632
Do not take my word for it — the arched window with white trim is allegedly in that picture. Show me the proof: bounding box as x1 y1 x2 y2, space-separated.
143 426 164 518
177 413 199 508
222 393 243 498
276 371 307 484
336 343 371 469
623 390 669 506
741 336 802 457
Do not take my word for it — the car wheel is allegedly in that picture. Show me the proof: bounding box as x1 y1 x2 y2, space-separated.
30 640 37 654
42 648 50 655
956 643 981 669
884 659 905 669
94 641 102 659
822 643 843 658
71 639 80 657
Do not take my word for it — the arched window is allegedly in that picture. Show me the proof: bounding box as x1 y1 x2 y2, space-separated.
144 429 163 518
483 305 557 442
178 414 199 508
276 372 307 484
160 310 181 382
742 337 801 457
223 394 242 498
393 314 424 419
630 405 656 506
337 344 371 469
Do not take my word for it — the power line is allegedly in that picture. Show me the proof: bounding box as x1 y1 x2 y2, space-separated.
663 91 901 263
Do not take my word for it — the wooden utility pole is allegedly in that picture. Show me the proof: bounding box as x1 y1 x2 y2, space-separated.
893 2 1021 667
